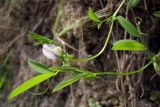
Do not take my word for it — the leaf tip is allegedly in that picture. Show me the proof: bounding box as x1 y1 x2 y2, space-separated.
52 88 58 93
8 93 14 100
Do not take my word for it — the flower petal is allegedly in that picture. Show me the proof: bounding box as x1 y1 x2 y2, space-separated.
42 48 57 60
43 44 55 52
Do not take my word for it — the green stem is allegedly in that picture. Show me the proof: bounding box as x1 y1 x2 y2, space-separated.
72 0 126 62
94 52 160 76
113 0 126 17
95 60 152 75
72 22 114 62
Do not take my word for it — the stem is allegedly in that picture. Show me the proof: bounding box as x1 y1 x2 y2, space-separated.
95 60 152 75
72 0 126 62
95 52 160 76
113 0 126 17
72 22 114 62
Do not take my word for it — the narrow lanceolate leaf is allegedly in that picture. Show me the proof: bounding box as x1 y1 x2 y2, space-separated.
128 0 140 9
28 32 55 45
8 72 55 99
88 7 102 23
50 66 83 73
117 16 141 37
52 73 86 92
112 40 146 51
153 11 160 18
28 59 53 73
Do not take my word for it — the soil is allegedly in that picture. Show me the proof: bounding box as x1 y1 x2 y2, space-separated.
0 0 160 107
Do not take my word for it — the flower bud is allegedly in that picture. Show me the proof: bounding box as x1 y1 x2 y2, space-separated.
42 44 62 60
53 46 63 56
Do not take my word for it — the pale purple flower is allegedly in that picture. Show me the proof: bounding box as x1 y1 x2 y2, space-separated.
42 44 62 60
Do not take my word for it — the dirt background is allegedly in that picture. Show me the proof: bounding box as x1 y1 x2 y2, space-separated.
0 0 160 107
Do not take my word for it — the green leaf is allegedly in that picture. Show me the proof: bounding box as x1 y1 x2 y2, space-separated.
117 16 141 37
112 40 146 51
28 32 55 45
88 7 102 23
153 11 160 18
128 0 140 9
52 73 86 92
50 66 85 73
28 59 53 73
8 72 55 99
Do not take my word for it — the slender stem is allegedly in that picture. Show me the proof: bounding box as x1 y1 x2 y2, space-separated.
95 60 152 75
94 52 160 76
72 22 114 62
113 0 126 17
72 0 126 62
